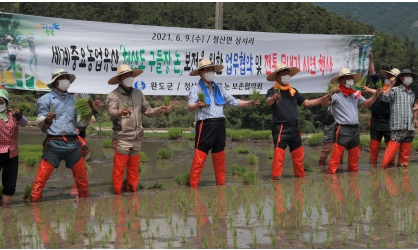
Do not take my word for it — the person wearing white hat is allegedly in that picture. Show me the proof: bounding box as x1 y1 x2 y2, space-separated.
5 35 19 71
266 63 329 180
380 69 418 168
187 58 259 188
106 64 171 195
31 69 90 202
325 68 381 174
362 52 399 166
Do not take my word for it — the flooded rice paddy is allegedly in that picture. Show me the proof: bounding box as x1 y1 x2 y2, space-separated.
3 132 418 248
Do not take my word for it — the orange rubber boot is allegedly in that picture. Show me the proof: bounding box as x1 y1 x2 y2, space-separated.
71 157 89 198
347 146 360 172
328 143 345 174
189 149 208 188
369 139 381 165
271 147 286 180
398 142 412 167
290 146 305 178
385 142 396 166
126 154 140 192
113 152 129 194
381 141 400 168
30 159 55 203
212 151 226 185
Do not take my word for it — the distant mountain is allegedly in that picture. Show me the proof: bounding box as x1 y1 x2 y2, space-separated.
313 2 418 45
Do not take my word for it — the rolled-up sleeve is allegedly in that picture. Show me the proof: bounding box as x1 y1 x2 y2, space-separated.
220 85 239 108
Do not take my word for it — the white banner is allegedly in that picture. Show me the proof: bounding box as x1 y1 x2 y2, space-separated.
0 12 373 95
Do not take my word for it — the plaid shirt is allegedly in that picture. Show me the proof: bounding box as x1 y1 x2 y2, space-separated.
380 84 415 131
0 111 28 158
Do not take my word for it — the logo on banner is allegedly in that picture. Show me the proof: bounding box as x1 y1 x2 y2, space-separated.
37 22 60 36
133 81 146 90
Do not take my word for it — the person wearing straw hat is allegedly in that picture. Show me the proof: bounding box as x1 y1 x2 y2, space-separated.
30 69 90 202
0 88 27 206
106 64 171 194
380 69 417 168
187 58 259 188
266 63 329 180
325 68 381 174
362 52 400 166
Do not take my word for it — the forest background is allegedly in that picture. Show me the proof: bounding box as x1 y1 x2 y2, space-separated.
1 2 417 133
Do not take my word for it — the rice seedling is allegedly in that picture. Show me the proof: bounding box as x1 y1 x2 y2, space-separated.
249 88 262 104
122 103 131 115
174 172 190 186
241 171 258 185
22 183 32 200
74 98 97 122
247 154 259 165
233 234 238 248
237 146 250 154
230 164 248 176
250 130 271 140
327 82 336 94
198 91 205 103
156 148 172 159
253 233 258 248
375 79 383 89
168 127 182 139
145 182 166 190
102 138 113 148
163 96 170 119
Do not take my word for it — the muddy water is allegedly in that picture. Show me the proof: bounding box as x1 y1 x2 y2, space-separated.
2 132 418 248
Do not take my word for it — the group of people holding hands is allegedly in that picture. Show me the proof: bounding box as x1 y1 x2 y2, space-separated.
0 54 416 206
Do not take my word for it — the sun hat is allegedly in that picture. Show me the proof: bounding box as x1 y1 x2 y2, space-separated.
108 64 143 85
47 69 76 89
380 68 400 79
266 63 299 81
189 58 224 76
5 35 13 41
396 69 417 85
330 68 362 84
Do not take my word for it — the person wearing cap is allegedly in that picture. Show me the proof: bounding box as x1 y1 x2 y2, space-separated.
0 88 27 206
266 63 329 180
362 53 399 165
380 69 417 168
5 35 20 72
106 64 171 194
188 58 259 188
30 69 90 202
325 68 381 174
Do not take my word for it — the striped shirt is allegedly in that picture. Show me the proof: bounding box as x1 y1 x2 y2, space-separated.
188 81 239 121
380 84 415 131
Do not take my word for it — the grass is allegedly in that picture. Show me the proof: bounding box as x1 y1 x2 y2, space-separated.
231 164 248 176
237 146 250 153
174 172 190 186
168 127 182 139
102 139 113 148
307 132 323 146
248 154 259 165
140 152 148 163
23 184 32 200
156 148 173 159
183 132 195 140
241 171 258 185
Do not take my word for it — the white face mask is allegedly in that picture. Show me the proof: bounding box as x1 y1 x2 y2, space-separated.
403 77 413 86
204 72 215 82
384 79 392 86
0 104 6 112
57 79 71 91
345 79 355 88
281 75 291 85
122 77 134 88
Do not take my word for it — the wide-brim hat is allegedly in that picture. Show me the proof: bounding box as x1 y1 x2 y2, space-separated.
380 68 400 79
5 35 13 40
266 63 299 81
47 69 76 89
189 58 224 76
108 64 143 85
396 69 417 84
330 68 362 84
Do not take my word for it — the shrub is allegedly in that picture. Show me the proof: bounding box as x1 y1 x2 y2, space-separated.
168 127 182 139
237 146 250 154
241 172 258 185
231 164 248 176
140 152 148 163
174 172 190 186
307 132 324 147
248 154 259 165
156 148 173 159
103 139 113 148
23 184 32 200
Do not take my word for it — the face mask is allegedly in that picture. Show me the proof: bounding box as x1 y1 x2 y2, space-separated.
281 75 291 85
122 77 134 88
345 79 355 88
204 72 215 82
57 79 71 91
384 79 392 86
403 77 413 86
0 104 6 113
